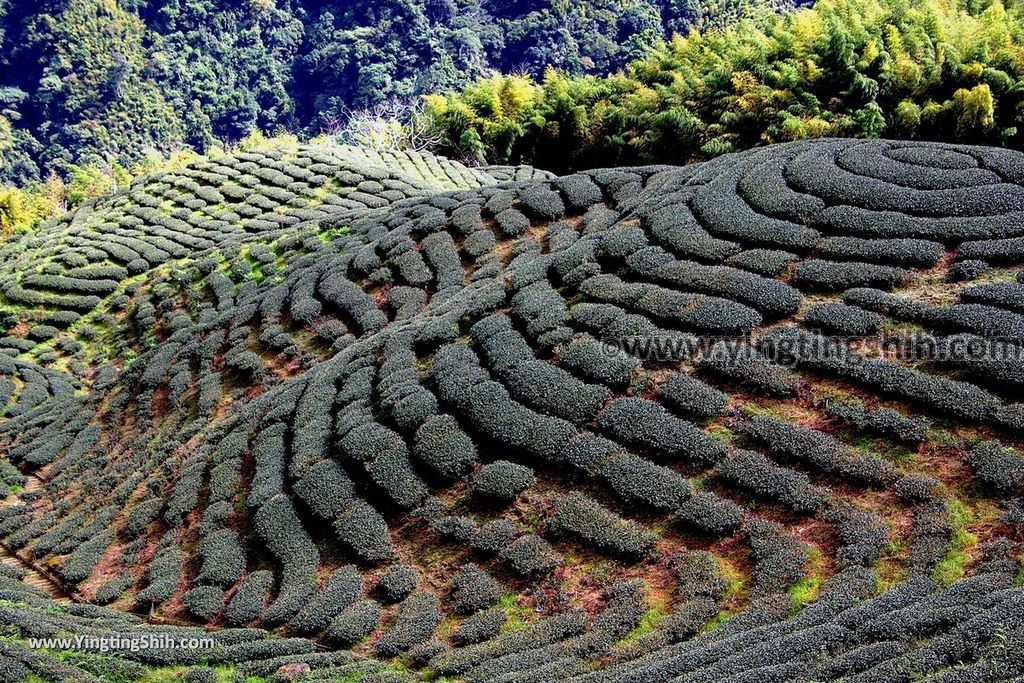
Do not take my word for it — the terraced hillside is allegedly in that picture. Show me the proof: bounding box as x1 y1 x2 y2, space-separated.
0 139 1022 683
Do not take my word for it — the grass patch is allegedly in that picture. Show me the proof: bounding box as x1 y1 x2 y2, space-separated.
702 609 734 632
320 225 352 242
741 402 768 416
619 605 668 644
876 536 910 592
497 594 532 633
706 425 737 443
718 557 746 605
788 547 825 614
932 498 978 586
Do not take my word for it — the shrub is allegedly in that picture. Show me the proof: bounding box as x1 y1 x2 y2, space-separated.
557 337 638 389
472 461 535 502
196 528 245 587
328 599 382 645
843 287 928 321
996 402 1024 431
675 491 745 536
375 591 443 657
254 494 319 622
289 565 363 634
759 327 1004 423
792 260 911 291
495 208 530 237
714 449 826 513
698 342 799 397
338 420 405 464
413 414 478 480
822 398 931 444
960 282 1024 313
600 452 692 511
183 585 225 620
673 551 728 601
642 203 741 262
599 226 649 260
548 492 656 559
824 504 889 569
333 500 395 562
249 423 285 508
137 546 185 606
124 498 163 537
657 372 729 422
455 607 507 645
430 514 478 543
366 443 429 509
817 236 944 268
164 457 205 526
652 260 803 318
580 274 763 335
948 258 989 281
965 440 1024 493
895 473 941 503
957 235 1024 264
294 458 355 519
463 230 496 257
690 178 820 251
26 325 58 341
317 269 388 333
450 563 502 614
803 303 885 337
182 667 218 683
377 564 419 603
744 518 808 597
809 640 906 681
378 358 438 433
919 303 1024 343
471 518 518 555
725 249 798 277
517 185 565 220
94 573 134 605
456 380 575 461
511 281 567 339
255 494 319 574
452 205 485 235
503 360 612 425
499 534 559 576
225 570 274 626
429 608 587 677
597 397 727 465
60 531 112 584
554 174 603 211
741 415 899 486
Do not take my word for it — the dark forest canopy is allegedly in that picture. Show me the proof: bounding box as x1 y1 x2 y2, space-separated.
0 0 785 185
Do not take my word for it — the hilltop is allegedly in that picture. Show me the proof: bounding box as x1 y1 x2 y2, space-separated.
0 139 1022 682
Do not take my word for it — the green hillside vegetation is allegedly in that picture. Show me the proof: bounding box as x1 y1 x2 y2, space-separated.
8 0 1024 234
0 0 788 187
425 0 1024 171
0 135 1022 681
0 0 786 239
0 1 1024 680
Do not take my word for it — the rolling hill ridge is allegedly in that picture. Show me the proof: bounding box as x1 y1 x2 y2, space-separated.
0 139 1022 682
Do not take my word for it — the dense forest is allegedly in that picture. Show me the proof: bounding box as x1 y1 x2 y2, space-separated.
4 0 1024 231
427 0 1024 172
0 0 785 187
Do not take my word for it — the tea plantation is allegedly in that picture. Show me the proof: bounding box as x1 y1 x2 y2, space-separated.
0 139 1021 682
